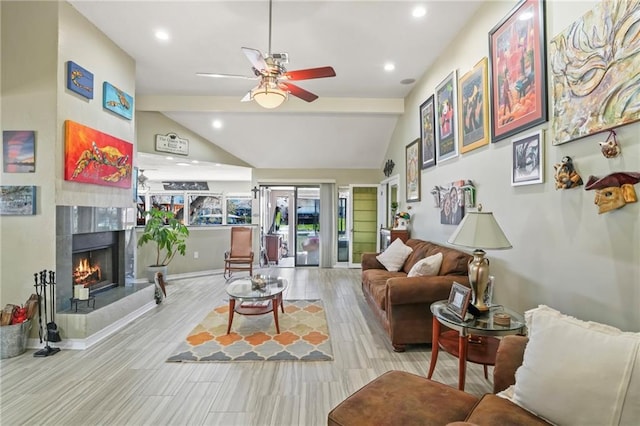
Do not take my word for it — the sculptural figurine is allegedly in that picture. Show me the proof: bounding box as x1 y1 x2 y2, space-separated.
554 156 583 190
585 172 640 214
599 130 621 158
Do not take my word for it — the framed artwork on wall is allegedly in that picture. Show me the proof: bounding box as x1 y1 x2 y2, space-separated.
419 95 436 169
66 61 94 100
103 82 134 120
0 186 36 215
511 130 544 186
458 58 489 153
489 0 547 142
405 138 421 202
3 130 35 173
64 120 133 188
435 71 459 162
549 0 640 145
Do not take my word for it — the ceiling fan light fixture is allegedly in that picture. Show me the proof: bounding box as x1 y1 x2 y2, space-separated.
251 85 288 109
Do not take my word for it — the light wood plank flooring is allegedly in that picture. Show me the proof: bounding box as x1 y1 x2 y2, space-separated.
0 267 492 426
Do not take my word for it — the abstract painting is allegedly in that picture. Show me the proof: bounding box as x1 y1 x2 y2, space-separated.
549 0 640 145
0 186 36 216
64 120 133 188
3 131 35 173
458 58 490 153
66 61 94 99
435 71 459 162
103 82 133 120
489 0 547 142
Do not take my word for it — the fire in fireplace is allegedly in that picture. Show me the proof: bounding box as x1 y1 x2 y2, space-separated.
72 231 121 295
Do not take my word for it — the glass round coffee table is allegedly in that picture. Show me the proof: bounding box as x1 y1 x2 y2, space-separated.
225 275 288 334
427 300 525 391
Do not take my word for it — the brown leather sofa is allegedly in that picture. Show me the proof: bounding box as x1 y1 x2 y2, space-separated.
328 335 552 426
361 239 472 352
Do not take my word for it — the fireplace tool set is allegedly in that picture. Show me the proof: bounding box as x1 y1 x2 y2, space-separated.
33 270 61 357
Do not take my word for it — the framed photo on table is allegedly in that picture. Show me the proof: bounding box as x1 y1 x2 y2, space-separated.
489 0 547 142
419 95 436 169
405 138 421 202
447 282 471 320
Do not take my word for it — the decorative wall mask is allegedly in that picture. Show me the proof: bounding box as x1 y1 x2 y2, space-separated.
383 159 395 177
599 130 621 158
430 186 443 208
460 180 476 207
585 172 640 214
554 156 583 189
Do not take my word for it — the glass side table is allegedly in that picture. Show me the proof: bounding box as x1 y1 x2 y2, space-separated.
427 300 525 391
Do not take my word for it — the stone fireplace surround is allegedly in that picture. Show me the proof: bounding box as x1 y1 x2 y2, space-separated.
53 206 155 347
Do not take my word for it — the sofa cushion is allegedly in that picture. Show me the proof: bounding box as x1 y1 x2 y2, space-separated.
407 252 443 277
376 238 413 272
403 239 471 276
508 305 640 426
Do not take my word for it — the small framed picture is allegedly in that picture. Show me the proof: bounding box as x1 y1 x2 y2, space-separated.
511 130 544 186
447 282 471 320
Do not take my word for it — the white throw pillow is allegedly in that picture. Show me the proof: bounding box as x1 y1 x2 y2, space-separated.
509 305 640 426
407 252 443 277
376 238 413 272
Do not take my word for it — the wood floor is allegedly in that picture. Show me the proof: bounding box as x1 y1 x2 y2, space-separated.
0 267 492 426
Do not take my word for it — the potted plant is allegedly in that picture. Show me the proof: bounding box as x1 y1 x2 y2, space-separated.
137 208 189 282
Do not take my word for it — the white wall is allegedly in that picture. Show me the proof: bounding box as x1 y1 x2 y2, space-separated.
384 0 639 331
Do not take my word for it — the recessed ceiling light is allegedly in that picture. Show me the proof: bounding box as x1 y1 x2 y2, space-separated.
191 160 199 164
155 30 170 41
212 119 223 129
384 62 395 72
166 156 174 160
412 6 427 18
176 162 190 166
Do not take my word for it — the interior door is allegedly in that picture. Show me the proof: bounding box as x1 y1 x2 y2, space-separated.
349 185 379 268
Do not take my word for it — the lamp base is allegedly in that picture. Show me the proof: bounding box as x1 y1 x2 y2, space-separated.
468 249 490 312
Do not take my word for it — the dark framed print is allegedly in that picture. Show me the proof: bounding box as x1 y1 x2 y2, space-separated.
511 130 544 186
419 95 436 169
447 282 471 320
435 71 459 162
489 0 547 142
458 58 490 153
405 138 421 202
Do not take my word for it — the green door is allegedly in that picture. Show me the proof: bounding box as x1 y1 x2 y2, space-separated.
349 185 378 266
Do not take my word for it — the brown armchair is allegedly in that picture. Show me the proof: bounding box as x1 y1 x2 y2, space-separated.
224 227 254 279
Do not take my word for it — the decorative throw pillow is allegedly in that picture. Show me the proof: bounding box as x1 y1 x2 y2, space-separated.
407 252 443 277
376 238 413 272
506 305 640 426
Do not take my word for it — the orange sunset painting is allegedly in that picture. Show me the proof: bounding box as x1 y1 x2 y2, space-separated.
3 131 35 173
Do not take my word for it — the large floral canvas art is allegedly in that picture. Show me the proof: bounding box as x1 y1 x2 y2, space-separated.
549 0 640 145
64 120 133 188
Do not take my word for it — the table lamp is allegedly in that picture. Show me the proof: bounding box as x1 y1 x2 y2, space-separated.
447 204 511 312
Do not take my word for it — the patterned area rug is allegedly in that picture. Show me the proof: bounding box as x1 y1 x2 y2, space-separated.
167 299 333 362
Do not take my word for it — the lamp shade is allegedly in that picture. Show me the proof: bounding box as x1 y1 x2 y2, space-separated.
447 211 512 250
252 85 288 109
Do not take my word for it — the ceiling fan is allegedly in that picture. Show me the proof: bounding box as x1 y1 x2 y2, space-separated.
196 0 336 108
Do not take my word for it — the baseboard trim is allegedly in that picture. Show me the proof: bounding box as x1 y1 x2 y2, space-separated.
131 269 223 284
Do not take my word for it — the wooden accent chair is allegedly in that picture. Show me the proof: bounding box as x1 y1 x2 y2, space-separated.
224 227 254 279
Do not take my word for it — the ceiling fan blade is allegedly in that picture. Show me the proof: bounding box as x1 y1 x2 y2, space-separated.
241 91 252 102
196 72 258 80
284 66 336 81
242 47 268 72
281 82 318 102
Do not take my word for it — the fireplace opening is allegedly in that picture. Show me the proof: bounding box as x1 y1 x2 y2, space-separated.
72 231 121 296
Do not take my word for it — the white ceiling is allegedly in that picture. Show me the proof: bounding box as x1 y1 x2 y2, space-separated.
69 0 483 181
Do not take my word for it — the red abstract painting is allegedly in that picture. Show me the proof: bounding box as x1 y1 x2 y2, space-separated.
64 120 133 188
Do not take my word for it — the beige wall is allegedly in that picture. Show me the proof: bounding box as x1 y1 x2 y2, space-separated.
383 0 639 331
1 1 135 307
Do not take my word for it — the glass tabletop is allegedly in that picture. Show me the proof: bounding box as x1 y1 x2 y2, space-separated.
226 275 288 300
431 300 525 336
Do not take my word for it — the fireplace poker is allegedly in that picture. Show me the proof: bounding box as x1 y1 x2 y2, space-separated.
34 269 60 357
34 273 43 345
46 270 61 343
